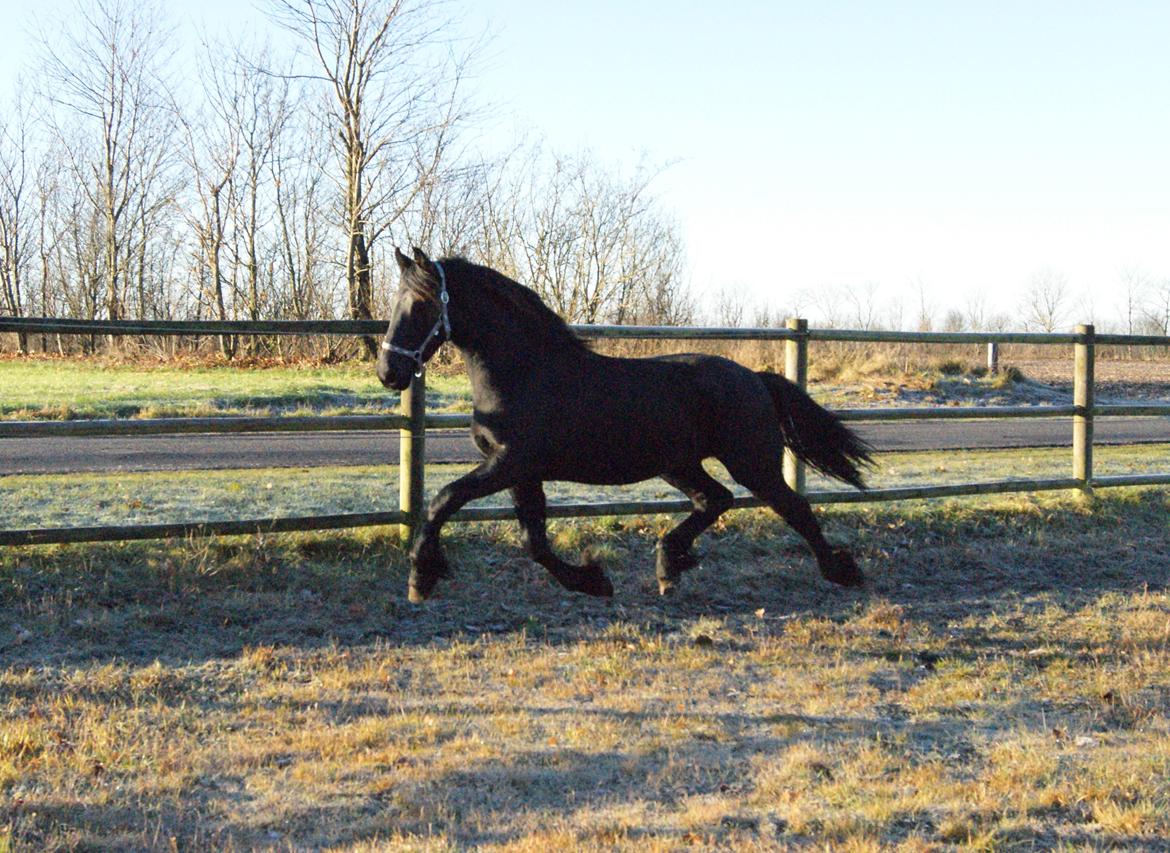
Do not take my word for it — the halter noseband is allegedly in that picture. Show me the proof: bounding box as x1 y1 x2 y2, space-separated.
381 261 451 377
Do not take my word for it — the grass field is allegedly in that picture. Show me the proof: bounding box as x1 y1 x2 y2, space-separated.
0 354 1067 421
4 353 1170 849
2 472 1170 849
2 443 1170 530
0 357 471 420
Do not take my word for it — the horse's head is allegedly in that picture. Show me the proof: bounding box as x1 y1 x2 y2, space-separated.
376 247 450 391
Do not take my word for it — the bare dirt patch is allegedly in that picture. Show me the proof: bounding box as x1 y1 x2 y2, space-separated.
1012 358 1170 403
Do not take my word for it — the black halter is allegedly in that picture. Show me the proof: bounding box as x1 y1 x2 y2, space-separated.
382 261 451 377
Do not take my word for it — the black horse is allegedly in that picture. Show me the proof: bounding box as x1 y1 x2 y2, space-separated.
377 248 873 603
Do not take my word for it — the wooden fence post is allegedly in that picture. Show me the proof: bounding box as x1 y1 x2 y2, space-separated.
986 342 999 375
784 317 809 494
1073 324 1095 495
399 370 427 543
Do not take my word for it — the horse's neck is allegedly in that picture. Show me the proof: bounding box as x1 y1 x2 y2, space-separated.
453 312 579 404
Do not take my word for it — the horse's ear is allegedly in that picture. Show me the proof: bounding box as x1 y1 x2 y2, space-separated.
412 247 431 268
394 247 413 272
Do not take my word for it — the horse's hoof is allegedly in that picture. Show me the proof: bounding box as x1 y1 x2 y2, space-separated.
575 553 614 598
409 538 451 579
578 571 615 598
656 542 698 586
408 567 442 602
821 548 865 587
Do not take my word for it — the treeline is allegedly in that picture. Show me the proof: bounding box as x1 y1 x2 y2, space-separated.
0 0 691 357
714 268 1170 337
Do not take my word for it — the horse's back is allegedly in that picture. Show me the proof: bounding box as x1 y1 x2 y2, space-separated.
603 352 780 459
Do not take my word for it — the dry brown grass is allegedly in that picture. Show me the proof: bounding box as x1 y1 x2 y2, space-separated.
2 485 1170 850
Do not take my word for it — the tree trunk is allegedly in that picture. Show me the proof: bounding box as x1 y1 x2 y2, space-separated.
350 228 377 358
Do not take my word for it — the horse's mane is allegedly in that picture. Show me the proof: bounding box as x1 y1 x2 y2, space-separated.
441 257 589 353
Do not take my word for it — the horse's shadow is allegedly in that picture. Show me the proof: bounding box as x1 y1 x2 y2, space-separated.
2 490 1167 669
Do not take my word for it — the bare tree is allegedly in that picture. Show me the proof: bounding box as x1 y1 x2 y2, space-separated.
986 311 1011 332
268 0 473 353
911 277 935 332
1118 267 1148 335
1143 278 1170 335
941 308 965 333
469 145 689 326
33 146 67 351
272 112 331 323
0 89 32 352
231 48 293 337
883 296 905 331
41 0 177 331
807 284 846 328
1020 268 1070 332
182 48 241 354
845 281 880 330
713 286 747 327
964 291 988 331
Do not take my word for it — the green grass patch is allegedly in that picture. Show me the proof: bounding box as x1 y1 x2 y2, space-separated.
0 357 473 420
1 355 1051 421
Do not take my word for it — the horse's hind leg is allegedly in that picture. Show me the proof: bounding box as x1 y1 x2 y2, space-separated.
657 466 735 595
721 456 864 587
511 481 614 597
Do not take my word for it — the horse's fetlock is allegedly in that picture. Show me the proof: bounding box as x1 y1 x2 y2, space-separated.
709 492 735 516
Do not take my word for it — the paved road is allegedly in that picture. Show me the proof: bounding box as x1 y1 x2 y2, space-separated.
1 418 1169 475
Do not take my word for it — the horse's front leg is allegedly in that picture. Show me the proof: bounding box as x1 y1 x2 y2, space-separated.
511 480 614 597
408 453 519 602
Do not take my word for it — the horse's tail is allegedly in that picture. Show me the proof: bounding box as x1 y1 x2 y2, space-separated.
756 371 874 490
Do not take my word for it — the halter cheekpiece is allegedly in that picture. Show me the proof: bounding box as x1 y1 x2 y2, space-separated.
382 260 451 377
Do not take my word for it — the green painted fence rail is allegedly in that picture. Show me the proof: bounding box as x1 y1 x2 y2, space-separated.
1 317 1169 547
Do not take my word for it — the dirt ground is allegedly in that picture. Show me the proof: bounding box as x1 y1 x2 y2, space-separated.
1012 358 1170 402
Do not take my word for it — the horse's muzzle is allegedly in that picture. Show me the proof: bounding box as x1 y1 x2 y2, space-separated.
376 355 411 391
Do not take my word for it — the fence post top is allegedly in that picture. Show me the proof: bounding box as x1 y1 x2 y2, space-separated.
1076 323 1095 336
786 317 808 331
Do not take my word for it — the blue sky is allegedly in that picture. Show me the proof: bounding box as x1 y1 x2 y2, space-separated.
5 1 1170 324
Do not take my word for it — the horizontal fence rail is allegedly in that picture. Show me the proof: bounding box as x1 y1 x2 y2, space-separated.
5 314 1170 346
2 317 1169 547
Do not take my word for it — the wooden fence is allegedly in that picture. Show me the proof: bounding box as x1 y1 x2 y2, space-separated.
1 317 1170 548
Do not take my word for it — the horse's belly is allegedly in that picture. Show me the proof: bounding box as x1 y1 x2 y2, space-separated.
544 463 661 487
538 428 697 485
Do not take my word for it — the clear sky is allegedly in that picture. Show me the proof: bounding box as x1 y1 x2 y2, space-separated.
5 0 1170 325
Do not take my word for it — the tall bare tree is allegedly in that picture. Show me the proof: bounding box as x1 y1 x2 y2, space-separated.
185 40 296 355
1020 268 1070 332
911 277 935 332
0 90 32 352
1118 267 1148 335
33 146 67 351
268 0 472 352
41 0 177 331
272 113 331 323
478 146 690 326
845 281 880 330
1143 278 1170 335
181 68 239 354
964 291 989 332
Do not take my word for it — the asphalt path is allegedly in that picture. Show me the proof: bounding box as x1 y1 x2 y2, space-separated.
1 417 1169 475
